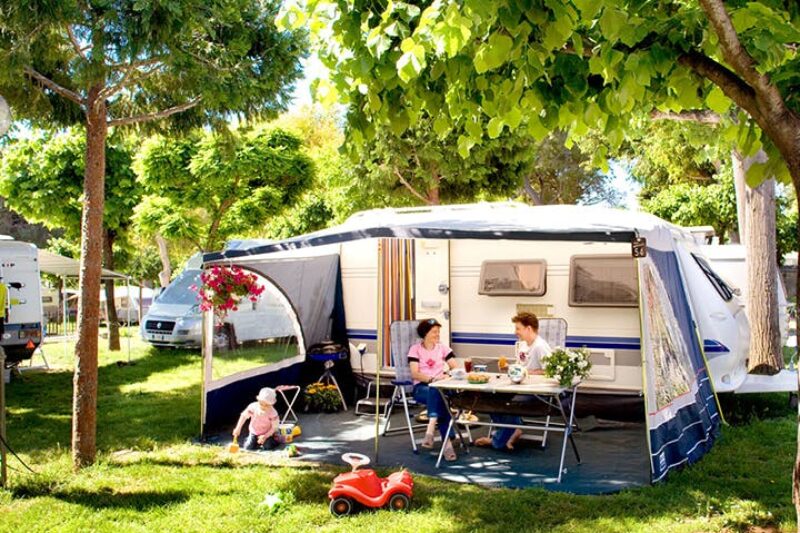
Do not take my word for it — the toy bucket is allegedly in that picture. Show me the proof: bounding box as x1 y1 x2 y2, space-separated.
277 424 294 443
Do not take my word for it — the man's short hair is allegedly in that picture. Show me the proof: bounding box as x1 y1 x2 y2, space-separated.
512 312 539 332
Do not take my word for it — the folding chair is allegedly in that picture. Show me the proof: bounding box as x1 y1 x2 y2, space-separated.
485 317 568 448
381 320 423 453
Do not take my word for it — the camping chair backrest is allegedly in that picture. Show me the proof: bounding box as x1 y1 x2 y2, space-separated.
389 320 421 389
538 318 568 349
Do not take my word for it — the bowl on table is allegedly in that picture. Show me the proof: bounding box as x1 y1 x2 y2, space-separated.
450 368 467 380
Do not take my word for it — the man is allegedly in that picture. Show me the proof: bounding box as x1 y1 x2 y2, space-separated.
474 312 552 450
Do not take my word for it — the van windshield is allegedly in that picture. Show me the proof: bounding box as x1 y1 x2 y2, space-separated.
158 269 202 306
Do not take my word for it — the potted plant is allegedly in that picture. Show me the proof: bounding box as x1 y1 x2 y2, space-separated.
542 347 592 387
303 382 343 412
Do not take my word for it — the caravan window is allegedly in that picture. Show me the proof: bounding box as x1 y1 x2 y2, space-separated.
692 254 734 301
479 260 547 296
569 255 638 307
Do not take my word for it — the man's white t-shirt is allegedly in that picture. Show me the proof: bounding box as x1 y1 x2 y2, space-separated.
515 335 552 371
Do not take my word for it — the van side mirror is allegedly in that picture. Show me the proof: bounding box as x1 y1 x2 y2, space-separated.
732 287 741 297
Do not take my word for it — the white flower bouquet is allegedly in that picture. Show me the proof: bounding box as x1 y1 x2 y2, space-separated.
541 347 592 387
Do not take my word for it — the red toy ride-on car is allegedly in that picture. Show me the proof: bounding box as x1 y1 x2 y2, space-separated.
328 453 414 516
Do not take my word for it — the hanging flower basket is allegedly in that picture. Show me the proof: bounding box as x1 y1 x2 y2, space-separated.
192 265 265 321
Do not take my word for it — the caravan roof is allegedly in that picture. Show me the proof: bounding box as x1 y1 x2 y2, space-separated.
206 203 685 261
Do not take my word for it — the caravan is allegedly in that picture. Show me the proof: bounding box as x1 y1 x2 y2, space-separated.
0 237 43 364
204 202 777 482
203 203 793 396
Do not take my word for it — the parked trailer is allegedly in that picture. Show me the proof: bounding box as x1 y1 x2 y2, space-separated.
207 202 795 397
0 238 43 364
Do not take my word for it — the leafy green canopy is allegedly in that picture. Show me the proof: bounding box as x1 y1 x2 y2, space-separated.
0 0 307 129
134 126 314 251
278 0 800 183
0 128 140 243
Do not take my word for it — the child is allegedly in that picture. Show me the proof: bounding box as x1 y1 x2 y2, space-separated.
232 387 280 450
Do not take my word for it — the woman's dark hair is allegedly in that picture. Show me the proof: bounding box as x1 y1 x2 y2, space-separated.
417 318 442 338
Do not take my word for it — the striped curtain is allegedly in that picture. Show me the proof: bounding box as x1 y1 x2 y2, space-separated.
377 238 415 367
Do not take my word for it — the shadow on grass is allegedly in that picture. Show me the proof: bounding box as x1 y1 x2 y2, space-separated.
12 484 191 511
6 347 202 455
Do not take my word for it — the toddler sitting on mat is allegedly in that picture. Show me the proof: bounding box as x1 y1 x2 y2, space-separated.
232 387 280 450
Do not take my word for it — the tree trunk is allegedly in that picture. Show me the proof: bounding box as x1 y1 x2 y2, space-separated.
102 229 120 351
522 175 545 205
427 165 441 205
72 86 107 470
155 234 171 288
737 150 782 374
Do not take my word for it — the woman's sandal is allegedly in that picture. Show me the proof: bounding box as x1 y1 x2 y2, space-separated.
421 432 435 449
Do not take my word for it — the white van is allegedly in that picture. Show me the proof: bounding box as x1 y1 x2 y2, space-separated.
140 246 294 349
0 238 43 363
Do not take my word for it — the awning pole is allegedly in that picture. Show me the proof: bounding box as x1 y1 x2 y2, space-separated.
62 276 68 360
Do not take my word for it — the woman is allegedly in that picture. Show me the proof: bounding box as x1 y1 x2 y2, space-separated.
408 318 459 461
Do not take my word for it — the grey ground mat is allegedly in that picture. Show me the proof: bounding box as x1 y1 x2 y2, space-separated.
204 409 650 495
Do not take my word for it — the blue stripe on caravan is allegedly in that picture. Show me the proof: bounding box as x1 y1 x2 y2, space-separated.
348 328 729 353
703 339 730 353
347 329 377 340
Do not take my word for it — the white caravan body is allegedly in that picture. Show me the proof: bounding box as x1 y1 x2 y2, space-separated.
211 203 792 396
100 285 155 325
0 239 43 362
700 243 790 347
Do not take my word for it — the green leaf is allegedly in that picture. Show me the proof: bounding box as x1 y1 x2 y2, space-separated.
457 135 476 158
599 8 628 43
473 33 513 74
396 50 424 83
503 107 523 130
705 86 731 114
526 115 548 141
574 0 603 21
487 117 504 138
433 114 451 138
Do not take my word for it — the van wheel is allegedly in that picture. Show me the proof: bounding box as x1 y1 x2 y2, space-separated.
388 493 410 512
330 497 353 516
213 325 236 351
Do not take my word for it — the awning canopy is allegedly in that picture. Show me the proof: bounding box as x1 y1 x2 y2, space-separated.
37 249 128 280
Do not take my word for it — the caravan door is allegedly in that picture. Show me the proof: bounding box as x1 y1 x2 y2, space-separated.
414 239 451 342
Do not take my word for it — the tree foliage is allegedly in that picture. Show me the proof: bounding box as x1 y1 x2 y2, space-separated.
135 126 314 251
0 129 140 247
278 0 800 185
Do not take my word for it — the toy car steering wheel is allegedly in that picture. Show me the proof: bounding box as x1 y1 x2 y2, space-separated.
341 452 370 471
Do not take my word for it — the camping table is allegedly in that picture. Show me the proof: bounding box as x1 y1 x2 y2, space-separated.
432 374 581 482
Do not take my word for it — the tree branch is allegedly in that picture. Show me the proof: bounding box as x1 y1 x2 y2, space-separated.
66 24 90 61
393 168 433 205
23 67 84 106
107 97 201 127
677 51 763 123
698 0 785 111
100 63 164 101
650 110 723 124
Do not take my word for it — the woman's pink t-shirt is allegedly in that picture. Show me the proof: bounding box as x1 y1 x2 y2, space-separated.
242 402 279 436
407 342 454 384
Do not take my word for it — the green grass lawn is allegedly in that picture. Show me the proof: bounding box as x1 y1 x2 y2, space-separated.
0 335 797 532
